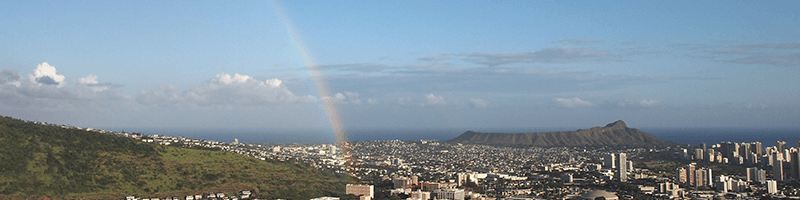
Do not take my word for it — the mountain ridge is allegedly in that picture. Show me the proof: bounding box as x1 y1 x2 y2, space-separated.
448 120 675 147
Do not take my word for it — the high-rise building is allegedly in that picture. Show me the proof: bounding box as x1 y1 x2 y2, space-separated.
791 150 800 180
677 167 688 184
778 141 787 152
707 152 716 162
706 168 713 187
720 142 739 159
748 152 759 165
694 169 706 187
739 143 750 161
756 168 768 184
764 154 774 167
616 153 627 182
604 153 616 169
688 163 696 186
767 180 778 194
753 142 763 157
627 161 633 172
773 153 784 181
695 149 704 160
699 142 708 153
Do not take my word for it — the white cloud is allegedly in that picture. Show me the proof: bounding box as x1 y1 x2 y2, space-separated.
345 92 362 105
425 93 446 106
639 99 660 107
469 98 489 108
29 62 66 88
366 98 378 105
0 64 132 112
136 84 184 106
611 99 661 109
397 94 446 107
137 73 314 107
554 97 594 108
215 73 252 84
265 78 282 88
75 75 113 92
322 91 366 105
0 69 22 87
186 73 313 106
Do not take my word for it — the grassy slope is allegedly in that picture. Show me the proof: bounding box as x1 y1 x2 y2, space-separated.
0 116 350 199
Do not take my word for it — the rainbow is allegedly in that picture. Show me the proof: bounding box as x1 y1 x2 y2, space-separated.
269 1 352 166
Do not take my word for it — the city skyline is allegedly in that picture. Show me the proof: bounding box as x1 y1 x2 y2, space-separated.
1 1 799 135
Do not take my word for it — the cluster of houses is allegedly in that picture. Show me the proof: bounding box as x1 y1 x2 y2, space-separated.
124 191 253 200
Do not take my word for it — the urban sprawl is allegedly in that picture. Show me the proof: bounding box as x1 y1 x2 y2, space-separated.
40 122 800 200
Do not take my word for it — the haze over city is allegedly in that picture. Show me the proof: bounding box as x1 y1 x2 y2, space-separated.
1 1 799 137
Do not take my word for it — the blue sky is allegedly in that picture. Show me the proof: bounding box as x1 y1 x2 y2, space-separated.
1 1 799 133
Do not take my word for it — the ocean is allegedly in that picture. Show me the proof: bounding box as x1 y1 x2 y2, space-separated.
105 127 800 146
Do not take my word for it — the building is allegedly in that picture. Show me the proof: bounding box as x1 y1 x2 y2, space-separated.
561 173 573 183
688 163 696 186
699 142 707 153
346 184 374 199
747 167 757 182
626 161 633 172
616 153 627 182
739 143 750 160
676 167 688 184
753 142 763 156
411 190 431 200
694 168 708 187
707 149 716 162
778 141 787 152
604 153 615 169
580 190 618 200
433 188 465 200
773 153 784 181
767 180 778 194
791 150 800 180
694 149 703 160
310 197 340 200
393 177 413 188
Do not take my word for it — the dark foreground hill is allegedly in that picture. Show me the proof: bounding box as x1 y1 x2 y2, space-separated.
448 120 675 147
0 116 350 199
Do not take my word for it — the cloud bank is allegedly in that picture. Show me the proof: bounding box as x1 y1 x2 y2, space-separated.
554 97 594 108
464 47 611 66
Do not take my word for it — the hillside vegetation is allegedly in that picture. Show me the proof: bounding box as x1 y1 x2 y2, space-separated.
448 120 675 147
0 116 350 199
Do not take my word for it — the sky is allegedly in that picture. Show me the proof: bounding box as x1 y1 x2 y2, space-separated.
1 1 799 136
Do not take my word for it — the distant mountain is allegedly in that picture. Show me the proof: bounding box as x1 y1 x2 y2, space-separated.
0 116 349 200
448 120 675 147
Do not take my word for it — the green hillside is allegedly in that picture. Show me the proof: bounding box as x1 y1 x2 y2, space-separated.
0 116 351 199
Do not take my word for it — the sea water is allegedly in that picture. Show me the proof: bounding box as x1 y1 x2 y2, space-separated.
105 127 799 146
